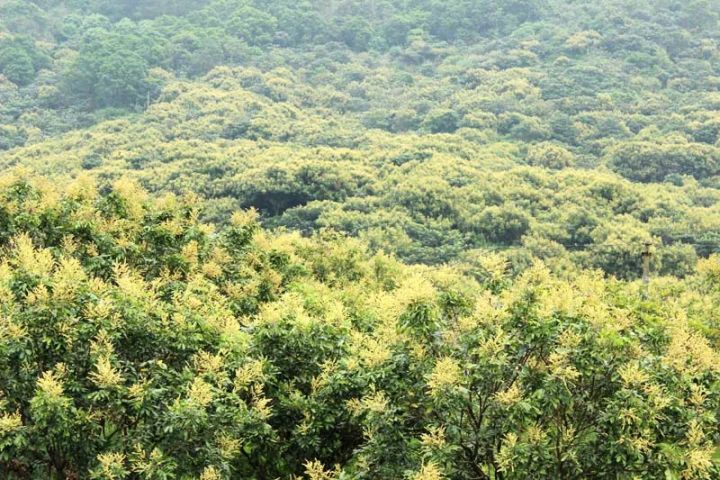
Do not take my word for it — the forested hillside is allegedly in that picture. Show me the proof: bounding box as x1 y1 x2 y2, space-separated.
1 0 720 275
1 1 720 478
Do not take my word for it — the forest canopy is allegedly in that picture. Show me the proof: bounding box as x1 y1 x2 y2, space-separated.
1 0 720 478
2 0 720 277
0 172 719 479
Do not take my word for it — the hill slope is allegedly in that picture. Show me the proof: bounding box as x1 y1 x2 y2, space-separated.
2 64 720 276
2 2 720 277
2 2 720 478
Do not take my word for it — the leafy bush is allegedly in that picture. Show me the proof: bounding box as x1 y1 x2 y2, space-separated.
1 174 719 479
608 142 720 183
526 142 575 169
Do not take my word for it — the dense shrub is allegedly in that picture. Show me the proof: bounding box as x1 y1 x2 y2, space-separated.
0 174 719 479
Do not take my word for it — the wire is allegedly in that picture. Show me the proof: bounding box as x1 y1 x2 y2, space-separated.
471 242 720 252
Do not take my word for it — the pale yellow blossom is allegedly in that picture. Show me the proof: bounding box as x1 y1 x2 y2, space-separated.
90 356 123 389
495 383 523 405
420 425 447 451
412 462 444 480
619 362 649 387
0 411 22 434
96 452 127 479
188 377 213 407
427 357 461 396
304 459 337 480
199 465 222 480
37 371 64 398
497 432 518 473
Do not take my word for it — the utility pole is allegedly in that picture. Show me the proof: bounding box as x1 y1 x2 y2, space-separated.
641 241 653 299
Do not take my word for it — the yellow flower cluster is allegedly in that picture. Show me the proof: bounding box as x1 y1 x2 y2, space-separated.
619 362 650 387
90 356 123 389
351 332 391 368
304 459 338 480
202 261 223 279
193 350 225 376
420 425 447 451
114 262 153 301
26 284 49 305
111 178 147 219
475 328 509 360
525 423 547 444
199 465 222 480
12 233 54 277
347 390 389 417
678 420 715 476
129 445 168 475
547 350 580 385
496 432 518 473
618 407 641 428
234 359 266 391
188 377 214 408
252 388 272 420
395 273 438 311
96 452 126 479
663 325 720 376
50 257 86 301
459 291 505 331
495 383 523 406
427 357 462 396
66 173 98 201
696 254 720 283
216 433 242 460
181 241 200 268
0 315 27 341
310 360 338 393
128 381 148 405
90 330 116 358
230 208 259 228
36 370 64 398
82 295 112 323
688 384 707 408
0 411 22 434
0 263 13 297
412 462 444 480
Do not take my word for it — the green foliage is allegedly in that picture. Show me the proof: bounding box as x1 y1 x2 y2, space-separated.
1 2 720 474
0 174 718 480
0 0 718 149
0 0 720 480
526 142 575 170
63 33 151 109
0 36 49 86
423 109 460 134
608 141 720 183
4 66 720 276
471 206 531 244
